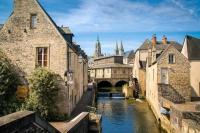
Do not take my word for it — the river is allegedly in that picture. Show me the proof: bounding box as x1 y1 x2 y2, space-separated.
97 97 161 133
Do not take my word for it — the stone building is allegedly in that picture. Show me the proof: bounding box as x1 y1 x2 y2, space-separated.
90 55 132 88
146 43 191 132
182 35 200 97
0 0 88 117
123 50 134 65
132 35 182 96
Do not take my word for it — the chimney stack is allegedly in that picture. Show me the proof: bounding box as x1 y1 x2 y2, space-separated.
151 34 157 46
162 35 167 44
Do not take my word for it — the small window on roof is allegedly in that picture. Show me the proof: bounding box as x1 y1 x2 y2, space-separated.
31 14 37 28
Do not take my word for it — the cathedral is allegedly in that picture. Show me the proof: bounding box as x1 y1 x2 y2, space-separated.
94 37 125 58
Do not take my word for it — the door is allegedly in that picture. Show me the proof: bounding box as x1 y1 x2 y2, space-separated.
161 68 168 84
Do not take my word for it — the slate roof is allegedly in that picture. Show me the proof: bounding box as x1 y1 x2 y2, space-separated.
185 35 200 60
124 50 134 58
92 63 132 69
138 39 182 52
0 24 3 30
58 26 74 35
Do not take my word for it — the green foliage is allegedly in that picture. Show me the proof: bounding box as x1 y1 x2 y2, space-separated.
23 68 60 120
0 50 21 116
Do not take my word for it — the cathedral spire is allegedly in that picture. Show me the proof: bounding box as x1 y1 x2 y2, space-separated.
115 42 119 55
94 36 102 58
119 41 124 55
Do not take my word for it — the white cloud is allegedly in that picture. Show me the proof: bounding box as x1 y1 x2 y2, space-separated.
49 0 200 33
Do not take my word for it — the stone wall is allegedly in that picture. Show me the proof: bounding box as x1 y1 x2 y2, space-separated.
157 45 191 102
0 111 59 133
0 0 71 116
139 69 146 96
170 105 200 133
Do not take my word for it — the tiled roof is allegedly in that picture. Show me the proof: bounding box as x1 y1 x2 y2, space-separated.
138 39 182 52
186 35 200 60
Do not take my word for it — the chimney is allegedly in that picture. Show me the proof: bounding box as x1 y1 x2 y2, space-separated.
151 34 157 46
162 35 167 44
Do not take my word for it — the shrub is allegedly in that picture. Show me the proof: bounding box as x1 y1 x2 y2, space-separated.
0 50 21 116
23 68 60 120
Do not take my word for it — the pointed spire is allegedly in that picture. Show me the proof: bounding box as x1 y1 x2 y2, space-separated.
119 40 124 55
94 36 102 58
115 41 119 55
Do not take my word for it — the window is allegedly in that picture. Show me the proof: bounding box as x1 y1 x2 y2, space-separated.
168 54 175 64
31 14 37 28
36 47 48 67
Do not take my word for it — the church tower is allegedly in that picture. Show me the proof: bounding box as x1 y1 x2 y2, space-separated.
115 42 119 55
119 41 124 56
94 36 102 58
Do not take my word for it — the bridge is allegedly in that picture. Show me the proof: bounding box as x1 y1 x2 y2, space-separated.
96 78 129 88
89 56 132 90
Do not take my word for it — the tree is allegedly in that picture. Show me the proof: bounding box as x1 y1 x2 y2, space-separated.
23 68 60 120
0 50 21 116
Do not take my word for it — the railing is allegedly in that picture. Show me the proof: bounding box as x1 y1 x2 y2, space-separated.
158 84 185 104
66 112 89 133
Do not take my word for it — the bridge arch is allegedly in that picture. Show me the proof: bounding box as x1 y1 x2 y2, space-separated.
115 80 128 87
97 81 112 88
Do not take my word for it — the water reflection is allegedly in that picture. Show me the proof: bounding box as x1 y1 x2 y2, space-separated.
97 98 160 133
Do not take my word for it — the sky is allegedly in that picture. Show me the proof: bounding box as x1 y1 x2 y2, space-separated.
0 0 200 56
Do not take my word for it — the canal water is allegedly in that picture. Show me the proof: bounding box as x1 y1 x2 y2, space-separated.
97 97 161 133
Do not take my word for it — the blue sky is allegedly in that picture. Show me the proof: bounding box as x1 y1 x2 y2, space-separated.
0 0 200 56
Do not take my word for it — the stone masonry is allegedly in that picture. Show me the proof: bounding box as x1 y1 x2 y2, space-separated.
0 0 88 117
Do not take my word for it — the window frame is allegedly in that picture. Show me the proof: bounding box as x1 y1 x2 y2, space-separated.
30 14 37 29
168 53 175 64
36 47 48 67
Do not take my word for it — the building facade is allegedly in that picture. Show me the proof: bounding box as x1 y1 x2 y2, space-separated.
182 35 200 97
0 0 88 117
132 35 182 96
90 55 132 88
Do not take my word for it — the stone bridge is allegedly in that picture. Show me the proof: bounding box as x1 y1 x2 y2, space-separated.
95 78 129 88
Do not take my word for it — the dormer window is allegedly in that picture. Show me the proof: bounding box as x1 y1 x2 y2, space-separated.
168 54 175 64
31 14 37 28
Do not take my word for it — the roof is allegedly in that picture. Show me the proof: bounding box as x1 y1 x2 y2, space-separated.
94 55 123 61
124 50 134 58
92 63 132 69
35 0 88 58
185 35 200 60
137 39 182 52
0 24 3 30
58 26 74 35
